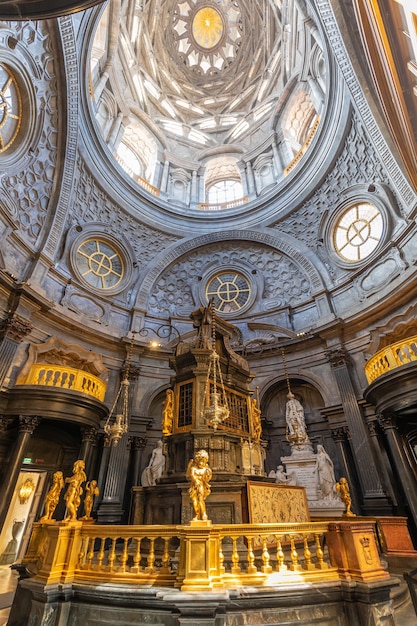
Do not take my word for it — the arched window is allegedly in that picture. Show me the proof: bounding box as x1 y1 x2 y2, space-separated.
206 179 243 204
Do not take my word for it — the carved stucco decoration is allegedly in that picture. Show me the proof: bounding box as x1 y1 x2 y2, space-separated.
366 303 417 356
315 0 415 209
16 336 109 382
354 247 407 301
69 161 180 265
272 115 391 252
1 20 58 245
146 241 312 316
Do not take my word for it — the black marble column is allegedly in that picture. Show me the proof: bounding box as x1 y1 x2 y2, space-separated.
79 426 98 477
379 414 417 531
0 313 32 388
366 419 397 509
326 348 391 514
330 425 361 515
0 415 40 530
131 436 146 486
96 363 141 524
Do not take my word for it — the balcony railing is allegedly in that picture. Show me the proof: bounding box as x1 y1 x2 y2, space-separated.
23 518 388 591
198 196 248 211
364 335 417 383
17 364 106 401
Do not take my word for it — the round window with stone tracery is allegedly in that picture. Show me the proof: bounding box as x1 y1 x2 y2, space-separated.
333 202 383 262
75 238 125 290
206 271 251 312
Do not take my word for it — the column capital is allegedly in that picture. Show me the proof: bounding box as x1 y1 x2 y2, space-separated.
0 415 14 432
18 415 40 434
133 436 146 450
366 420 379 437
325 347 350 368
331 425 350 442
81 426 98 443
378 414 397 431
1 313 32 342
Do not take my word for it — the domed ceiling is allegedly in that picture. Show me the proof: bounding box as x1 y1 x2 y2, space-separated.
90 0 327 210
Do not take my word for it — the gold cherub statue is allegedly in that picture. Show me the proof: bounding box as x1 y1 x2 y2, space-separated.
80 480 100 520
186 449 212 521
336 476 356 517
64 459 87 522
41 471 65 521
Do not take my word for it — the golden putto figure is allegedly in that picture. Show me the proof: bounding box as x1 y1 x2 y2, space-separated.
80 480 100 520
336 477 355 517
161 389 174 436
186 449 212 521
64 459 87 522
251 397 262 443
41 471 64 521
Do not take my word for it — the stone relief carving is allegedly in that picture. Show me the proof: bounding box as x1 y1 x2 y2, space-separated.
272 115 392 251
1 20 58 245
16 336 109 382
61 284 111 325
70 161 179 265
147 242 312 316
354 247 407 301
315 0 415 209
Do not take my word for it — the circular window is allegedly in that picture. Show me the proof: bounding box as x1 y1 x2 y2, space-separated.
75 238 124 290
0 63 22 153
206 271 251 313
192 6 224 50
333 203 383 262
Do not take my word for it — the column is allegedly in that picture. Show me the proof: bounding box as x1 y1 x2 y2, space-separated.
97 433 131 523
379 414 417 530
107 111 124 152
79 426 98 478
0 313 32 388
367 419 397 509
191 170 198 205
131 436 146 486
245 161 256 198
93 67 110 106
0 415 40 530
271 138 282 176
160 159 170 193
97 365 140 524
326 348 391 515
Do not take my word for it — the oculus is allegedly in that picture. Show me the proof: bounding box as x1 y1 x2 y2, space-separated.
75 238 124 290
0 63 22 153
206 270 251 312
333 203 383 262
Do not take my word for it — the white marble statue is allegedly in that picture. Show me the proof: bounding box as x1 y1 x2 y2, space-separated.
268 464 297 485
285 392 307 440
315 444 337 500
141 440 166 486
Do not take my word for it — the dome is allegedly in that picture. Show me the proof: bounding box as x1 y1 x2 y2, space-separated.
90 0 326 211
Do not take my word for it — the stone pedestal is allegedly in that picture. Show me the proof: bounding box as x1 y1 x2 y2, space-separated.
281 446 344 518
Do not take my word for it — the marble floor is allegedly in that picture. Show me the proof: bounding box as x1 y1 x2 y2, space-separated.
0 564 416 625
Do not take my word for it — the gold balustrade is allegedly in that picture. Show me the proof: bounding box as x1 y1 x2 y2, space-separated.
136 176 161 197
22 518 388 591
364 335 417 383
17 364 106 401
